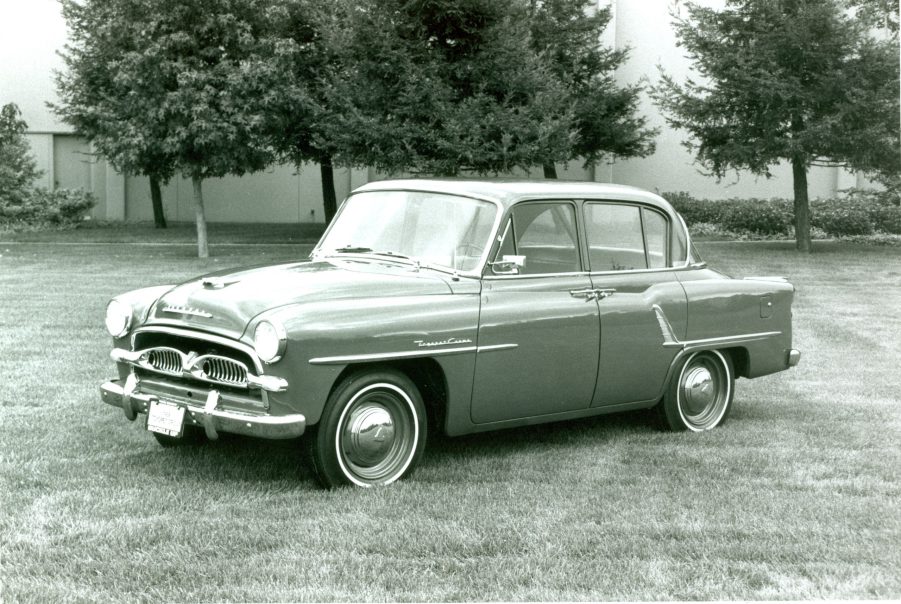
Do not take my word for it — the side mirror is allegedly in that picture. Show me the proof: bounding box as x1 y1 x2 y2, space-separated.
490 255 526 275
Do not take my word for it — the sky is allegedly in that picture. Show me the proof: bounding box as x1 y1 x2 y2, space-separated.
0 0 70 131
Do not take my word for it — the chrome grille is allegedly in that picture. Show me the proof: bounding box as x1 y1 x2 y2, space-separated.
146 348 183 376
199 356 247 386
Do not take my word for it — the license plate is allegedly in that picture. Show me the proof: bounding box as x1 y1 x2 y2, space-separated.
147 400 186 437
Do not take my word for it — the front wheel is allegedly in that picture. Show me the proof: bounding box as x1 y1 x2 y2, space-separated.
659 350 734 432
308 369 427 488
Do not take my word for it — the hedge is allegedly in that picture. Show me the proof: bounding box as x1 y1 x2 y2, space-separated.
0 188 96 228
662 189 901 237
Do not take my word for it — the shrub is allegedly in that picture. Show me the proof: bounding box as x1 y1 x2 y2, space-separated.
666 189 897 238
662 191 727 225
720 198 793 235
0 188 96 227
811 198 875 236
871 205 901 234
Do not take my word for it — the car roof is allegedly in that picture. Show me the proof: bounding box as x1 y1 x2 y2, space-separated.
354 178 675 213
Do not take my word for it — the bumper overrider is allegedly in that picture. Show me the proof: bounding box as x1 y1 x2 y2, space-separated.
101 351 305 440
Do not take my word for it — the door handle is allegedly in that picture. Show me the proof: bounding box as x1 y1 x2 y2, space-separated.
569 288 616 301
569 288 597 300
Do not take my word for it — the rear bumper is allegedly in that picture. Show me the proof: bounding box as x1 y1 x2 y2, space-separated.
100 376 305 440
787 349 801 367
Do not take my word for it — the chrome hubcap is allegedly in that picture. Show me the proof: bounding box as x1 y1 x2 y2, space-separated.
678 352 730 430
682 367 714 414
336 384 418 486
343 404 396 467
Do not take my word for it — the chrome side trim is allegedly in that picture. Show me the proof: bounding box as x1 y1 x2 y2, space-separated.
308 343 518 365
650 305 781 349
681 331 782 348
477 344 518 353
652 304 679 346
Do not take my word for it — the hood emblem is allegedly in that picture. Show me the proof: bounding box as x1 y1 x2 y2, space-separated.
162 305 213 319
201 277 240 289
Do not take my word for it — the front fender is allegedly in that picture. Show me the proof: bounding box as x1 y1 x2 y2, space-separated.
247 293 481 426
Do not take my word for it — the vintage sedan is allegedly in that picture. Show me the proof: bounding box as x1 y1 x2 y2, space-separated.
100 179 800 487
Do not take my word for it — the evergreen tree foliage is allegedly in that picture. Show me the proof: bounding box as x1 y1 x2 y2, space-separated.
652 0 900 252
0 103 42 209
318 0 577 177
527 0 656 177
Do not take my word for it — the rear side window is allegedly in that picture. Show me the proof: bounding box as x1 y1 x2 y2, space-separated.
584 203 671 271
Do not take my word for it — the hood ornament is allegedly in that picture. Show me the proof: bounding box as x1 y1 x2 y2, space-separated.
202 277 226 289
161 305 213 319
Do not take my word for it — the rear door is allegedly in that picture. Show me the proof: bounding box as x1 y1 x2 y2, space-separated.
583 202 687 406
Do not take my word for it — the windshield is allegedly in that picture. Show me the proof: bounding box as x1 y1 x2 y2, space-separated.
316 191 498 272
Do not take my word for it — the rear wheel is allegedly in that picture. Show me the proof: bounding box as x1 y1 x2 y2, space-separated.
308 369 427 488
659 350 734 431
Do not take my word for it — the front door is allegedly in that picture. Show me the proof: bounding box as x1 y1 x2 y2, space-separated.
471 201 600 424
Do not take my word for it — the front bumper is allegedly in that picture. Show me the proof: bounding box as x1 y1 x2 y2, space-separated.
100 375 305 440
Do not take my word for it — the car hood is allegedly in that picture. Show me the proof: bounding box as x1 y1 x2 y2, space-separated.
147 258 453 338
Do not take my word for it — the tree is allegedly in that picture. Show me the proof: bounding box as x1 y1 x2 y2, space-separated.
55 0 280 256
261 0 341 223
527 0 656 178
0 103 42 210
652 0 900 252
55 0 173 228
318 0 577 178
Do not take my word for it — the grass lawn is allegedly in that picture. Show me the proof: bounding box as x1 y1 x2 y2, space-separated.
1 236 899 601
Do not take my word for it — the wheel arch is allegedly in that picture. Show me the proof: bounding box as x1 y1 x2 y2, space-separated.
326 358 448 434
721 346 750 378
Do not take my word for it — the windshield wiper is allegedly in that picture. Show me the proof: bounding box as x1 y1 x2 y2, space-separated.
324 247 440 272
370 250 412 260
332 246 374 253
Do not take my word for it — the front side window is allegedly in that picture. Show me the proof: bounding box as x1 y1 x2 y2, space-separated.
493 202 581 274
316 191 498 272
584 203 671 271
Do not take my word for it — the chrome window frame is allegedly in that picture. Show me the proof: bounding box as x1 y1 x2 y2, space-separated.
582 199 692 277
482 198 587 279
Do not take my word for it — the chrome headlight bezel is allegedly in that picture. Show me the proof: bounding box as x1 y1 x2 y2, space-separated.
253 320 287 364
105 299 133 338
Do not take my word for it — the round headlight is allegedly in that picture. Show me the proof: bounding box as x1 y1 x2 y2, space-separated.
105 299 133 338
254 320 286 363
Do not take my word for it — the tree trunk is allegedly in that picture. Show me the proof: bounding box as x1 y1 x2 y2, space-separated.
543 163 558 179
320 158 337 225
149 175 166 229
791 157 811 253
191 174 209 258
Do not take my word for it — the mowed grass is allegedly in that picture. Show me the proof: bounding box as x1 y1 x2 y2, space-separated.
0 237 899 601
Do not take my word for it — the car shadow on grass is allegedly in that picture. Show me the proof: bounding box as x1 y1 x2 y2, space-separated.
120 408 661 487
425 408 659 457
